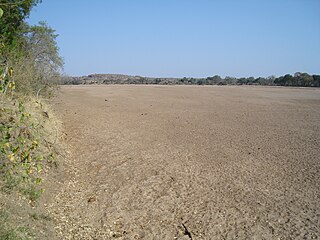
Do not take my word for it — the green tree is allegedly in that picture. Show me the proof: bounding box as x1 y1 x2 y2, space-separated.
0 0 41 46
224 76 236 85
298 73 313 86
0 0 41 94
312 75 320 87
206 75 222 84
212 75 222 84
0 1 63 96
237 77 247 85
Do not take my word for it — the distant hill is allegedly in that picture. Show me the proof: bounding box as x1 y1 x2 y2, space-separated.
61 74 187 85
61 73 320 87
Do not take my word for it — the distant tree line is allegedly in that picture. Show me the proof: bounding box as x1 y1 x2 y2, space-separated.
62 72 320 87
176 72 319 87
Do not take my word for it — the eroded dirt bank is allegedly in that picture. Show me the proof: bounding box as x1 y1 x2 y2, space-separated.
49 85 320 239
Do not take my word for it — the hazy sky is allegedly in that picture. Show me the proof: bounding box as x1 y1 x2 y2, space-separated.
28 0 320 78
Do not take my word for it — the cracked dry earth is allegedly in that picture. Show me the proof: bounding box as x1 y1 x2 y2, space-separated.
48 85 320 239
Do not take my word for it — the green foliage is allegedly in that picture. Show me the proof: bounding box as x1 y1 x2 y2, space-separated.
4 22 64 96
273 72 320 87
0 0 62 204
66 73 319 87
0 1 62 96
0 1 61 238
0 0 41 47
0 97 51 200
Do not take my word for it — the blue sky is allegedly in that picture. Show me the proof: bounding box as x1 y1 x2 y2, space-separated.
28 0 320 78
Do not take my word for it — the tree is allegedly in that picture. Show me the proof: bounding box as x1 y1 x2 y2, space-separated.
274 74 292 86
266 75 275 85
312 75 320 87
246 76 255 85
0 0 41 46
256 77 267 85
297 73 313 87
224 76 237 85
294 72 302 78
196 79 204 85
13 21 64 93
212 75 222 84
26 22 63 71
206 75 222 85
0 1 41 94
237 77 247 85
0 1 63 96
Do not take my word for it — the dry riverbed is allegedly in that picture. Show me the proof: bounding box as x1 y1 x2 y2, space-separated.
48 85 320 239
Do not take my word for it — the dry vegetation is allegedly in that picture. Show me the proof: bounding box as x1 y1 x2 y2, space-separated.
1 1 63 239
0 95 63 239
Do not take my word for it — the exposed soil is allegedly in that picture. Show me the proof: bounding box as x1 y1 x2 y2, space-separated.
48 85 320 239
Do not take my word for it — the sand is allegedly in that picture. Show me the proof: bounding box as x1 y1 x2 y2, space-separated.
49 85 320 239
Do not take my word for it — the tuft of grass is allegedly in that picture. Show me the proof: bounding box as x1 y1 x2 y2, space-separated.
0 210 34 240
21 186 42 202
29 212 52 221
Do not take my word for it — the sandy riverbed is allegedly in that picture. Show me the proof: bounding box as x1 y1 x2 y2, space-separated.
49 85 320 239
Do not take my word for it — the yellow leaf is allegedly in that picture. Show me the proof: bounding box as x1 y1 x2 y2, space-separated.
9 68 14 77
8 154 15 162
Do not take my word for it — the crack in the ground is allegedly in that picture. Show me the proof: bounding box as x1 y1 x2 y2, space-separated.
182 223 193 239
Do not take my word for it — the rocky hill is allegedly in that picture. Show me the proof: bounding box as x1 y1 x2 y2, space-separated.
61 74 199 85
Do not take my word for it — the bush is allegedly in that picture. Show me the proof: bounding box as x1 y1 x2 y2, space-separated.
0 95 59 200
